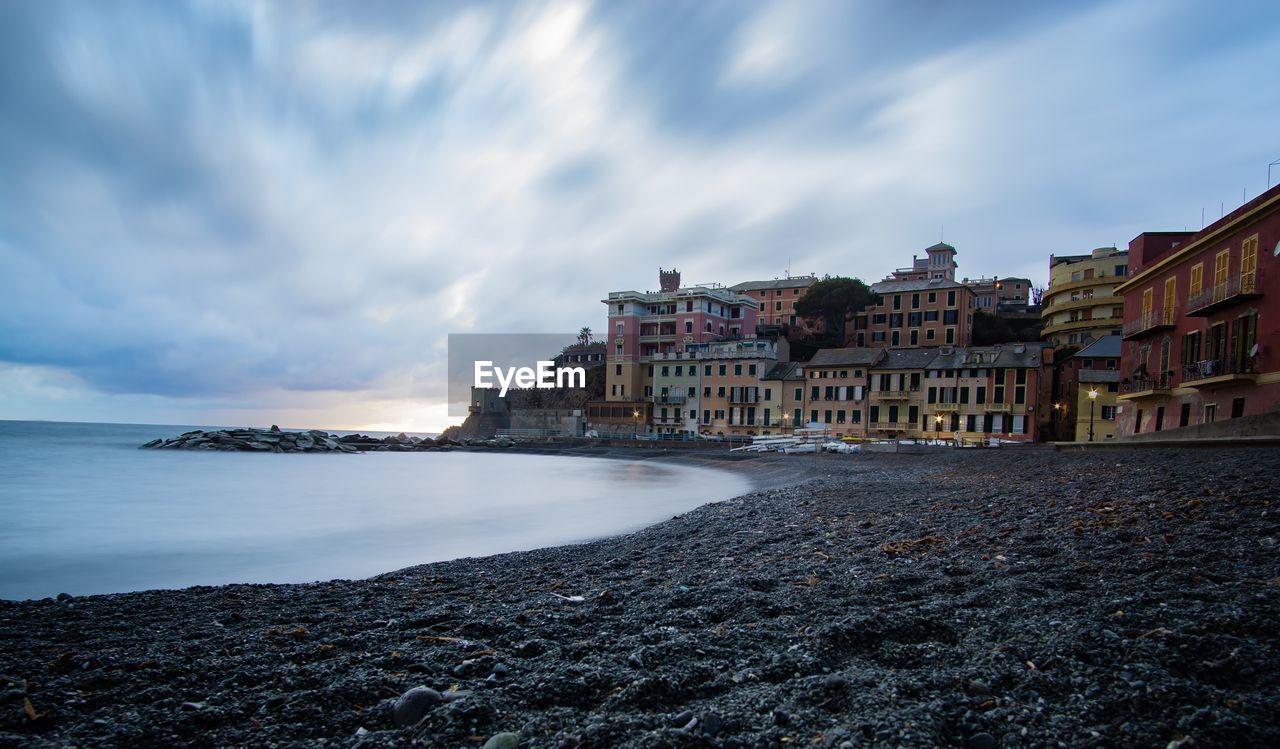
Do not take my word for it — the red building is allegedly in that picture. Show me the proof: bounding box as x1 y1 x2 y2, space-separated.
1115 184 1279 434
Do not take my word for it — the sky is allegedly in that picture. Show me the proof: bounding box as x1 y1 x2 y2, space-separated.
2 0 1278 432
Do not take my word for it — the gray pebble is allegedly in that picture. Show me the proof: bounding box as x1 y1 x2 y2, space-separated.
482 732 520 749
392 686 441 727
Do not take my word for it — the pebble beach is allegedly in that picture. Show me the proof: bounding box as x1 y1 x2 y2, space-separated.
2 447 1278 748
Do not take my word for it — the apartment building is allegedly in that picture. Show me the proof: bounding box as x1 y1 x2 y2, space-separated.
651 358 700 436
592 268 759 434
760 361 805 436
853 278 975 348
867 349 937 439
692 338 788 437
1041 247 1130 348
1051 335 1121 441
1116 183 1279 436
801 347 885 438
730 276 819 332
923 344 1053 443
967 276 1034 312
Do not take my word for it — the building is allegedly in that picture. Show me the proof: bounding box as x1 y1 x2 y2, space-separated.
802 347 885 438
555 342 606 367
967 276 1034 312
1051 335 1121 441
651 357 700 436
924 343 1053 443
854 278 975 348
1041 247 1130 349
760 361 805 436
730 276 819 333
692 338 789 437
1115 184 1279 436
867 349 938 440
595 268 759 433
890 242 958 282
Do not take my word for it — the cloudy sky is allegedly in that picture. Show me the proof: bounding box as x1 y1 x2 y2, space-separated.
2 0 1278 432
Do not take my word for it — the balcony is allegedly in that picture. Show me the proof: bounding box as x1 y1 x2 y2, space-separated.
870 389 912 400
1182 357 1258 389
729 393 762 405
1186 272 1262 316
652 394 687 405
1122 309 1176 340
869 421 913 431
1117 372 1173 400
982 402 1011 413
653 414 687 425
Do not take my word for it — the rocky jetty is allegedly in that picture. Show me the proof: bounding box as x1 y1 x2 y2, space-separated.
139 426 516 453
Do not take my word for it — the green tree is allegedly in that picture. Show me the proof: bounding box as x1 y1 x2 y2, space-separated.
794 277 879 345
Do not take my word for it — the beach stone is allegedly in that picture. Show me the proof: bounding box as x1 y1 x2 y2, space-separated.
966 732 998 749
392 686 442 727
482 732 519 749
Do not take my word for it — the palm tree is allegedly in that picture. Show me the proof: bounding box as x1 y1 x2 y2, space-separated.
577 327 593 347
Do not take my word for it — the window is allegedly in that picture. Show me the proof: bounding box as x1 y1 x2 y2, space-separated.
943 309 958 324
1213 249 1230 291
1189 263 1203 298
947 290 957 307
1242 235 1258 290
1115 265 1127 276
891 331 900 346
719 364 727 376
926 329 936 341
1232 397 1245 419
893 295 902 310
718 387 726 397
1163 277 1176 319
911 293 920 309
748 364 756 376
685 321 693 333
794 387 802 401
946 327 955 344
661 366 669 377
703 386 711 397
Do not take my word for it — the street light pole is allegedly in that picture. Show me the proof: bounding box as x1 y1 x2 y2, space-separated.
1088 389 1098 442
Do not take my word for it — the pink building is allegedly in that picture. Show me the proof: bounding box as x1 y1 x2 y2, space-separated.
1116 183 1280 435
594 269 759 431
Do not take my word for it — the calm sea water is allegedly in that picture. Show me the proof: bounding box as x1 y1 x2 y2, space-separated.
0 421 750 600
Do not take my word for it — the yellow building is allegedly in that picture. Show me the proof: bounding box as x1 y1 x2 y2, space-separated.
802 348 885 439
760 361 805 436
1041 247 1129 348
867 349 936 439
1075 370 1120 441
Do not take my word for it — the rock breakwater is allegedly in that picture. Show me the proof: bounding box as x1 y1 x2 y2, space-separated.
139 426 516 453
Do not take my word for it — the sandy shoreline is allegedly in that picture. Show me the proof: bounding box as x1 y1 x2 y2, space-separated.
2 447 1279 747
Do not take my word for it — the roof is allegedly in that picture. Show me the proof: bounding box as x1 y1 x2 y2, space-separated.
870 278 966 294
761 361 804 380
1072 335 1121 360
925 242 956 252
871 348 940 370
1080 369 1121 383
730 277 818 292
807 347 885 367
926 343 1047 369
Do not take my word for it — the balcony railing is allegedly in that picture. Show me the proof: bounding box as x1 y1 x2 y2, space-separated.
1122 309 1176 340
869 421 913 431
870 389 912 399
982 402 1011 412
652 394 687 404
1119 371 1173 395
728 393 762 404
1182 357 1257 385
1187 272 1262 316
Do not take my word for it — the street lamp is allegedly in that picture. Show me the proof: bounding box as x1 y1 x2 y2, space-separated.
782 412 791 434
633 409 641 439
934 413 943 443
1088 389 1098 442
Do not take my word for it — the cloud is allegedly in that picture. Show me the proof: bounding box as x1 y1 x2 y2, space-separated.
1 0 1279 430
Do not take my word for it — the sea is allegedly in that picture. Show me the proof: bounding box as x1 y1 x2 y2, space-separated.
0 420 750 600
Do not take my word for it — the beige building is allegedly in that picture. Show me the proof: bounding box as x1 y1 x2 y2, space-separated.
1075 369 1120 441
801 347 885 439
1041 247 1129 348
867 349 937 439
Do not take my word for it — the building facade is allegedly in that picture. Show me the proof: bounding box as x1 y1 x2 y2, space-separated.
596 269 759 434
1041 247 1130 349
802 347 884 438
1052 335 1121 441
730 276 819 332
1115 185 1280 436
854 279 975 348
890 242 958 282
924 344 1054 443
867 349 936 440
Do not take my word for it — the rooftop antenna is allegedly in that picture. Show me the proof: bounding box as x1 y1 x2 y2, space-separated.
1201 207 1205 228
1269 157 1280 188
